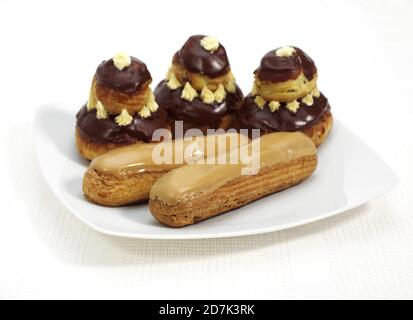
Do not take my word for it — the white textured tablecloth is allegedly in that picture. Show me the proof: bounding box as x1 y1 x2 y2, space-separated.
0 0 412 299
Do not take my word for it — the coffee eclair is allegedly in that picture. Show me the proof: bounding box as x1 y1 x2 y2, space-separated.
149 132 317 227
83 132 249 206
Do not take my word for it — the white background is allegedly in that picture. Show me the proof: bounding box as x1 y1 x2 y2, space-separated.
1 0 412 299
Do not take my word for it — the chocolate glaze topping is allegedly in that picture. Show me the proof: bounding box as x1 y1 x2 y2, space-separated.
95 57 152 94
76 105 168 144
154 80 243 132
172 35 230 78
238 93 330 132
255 47 317 83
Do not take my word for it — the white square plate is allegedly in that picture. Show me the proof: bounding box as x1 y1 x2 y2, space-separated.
34 102 398 239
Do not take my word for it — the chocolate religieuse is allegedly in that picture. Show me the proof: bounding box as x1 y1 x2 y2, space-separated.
154 35 244 135
76 53 169 160
237 46 333 146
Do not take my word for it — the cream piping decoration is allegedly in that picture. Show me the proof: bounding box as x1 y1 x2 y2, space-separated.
87 88 96 111
115 109 133 126
269 101 281 112
139 106 151 119
181 82 198 101
251 82 258 96
201 87 215 104
147 93 159 112
200 36 219 52
95 101 108 119
214 84 226 103
225 80 236 93
224 73 236 93
112 52 131 71
165 68 171 79
311 87 320 98
301 94 314 106
166 70 182 90
254 96 266 109
275 46 296 57
286 100 300 113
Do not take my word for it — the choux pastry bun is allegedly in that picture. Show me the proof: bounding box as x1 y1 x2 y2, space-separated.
154 35 244 134
238 46 333 147
76 53 170 160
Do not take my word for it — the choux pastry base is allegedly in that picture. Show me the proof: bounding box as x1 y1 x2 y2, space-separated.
149 155 317 227
76 128 144 161
302 111 333 147
167 113 235 136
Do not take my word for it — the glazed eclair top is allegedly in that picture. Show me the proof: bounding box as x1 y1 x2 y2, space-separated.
150 132 317 205
172 35 230 78
255 47 317 83
95 56 152 93
89 132 250 175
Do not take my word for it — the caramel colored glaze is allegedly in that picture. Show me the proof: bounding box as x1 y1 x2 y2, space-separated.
150 132 317 205
237 93 330 133
95 57 152 94
90 132 250 175
154 80 243 132
255 47 317 82
172 35 230 78
76 105 169 144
